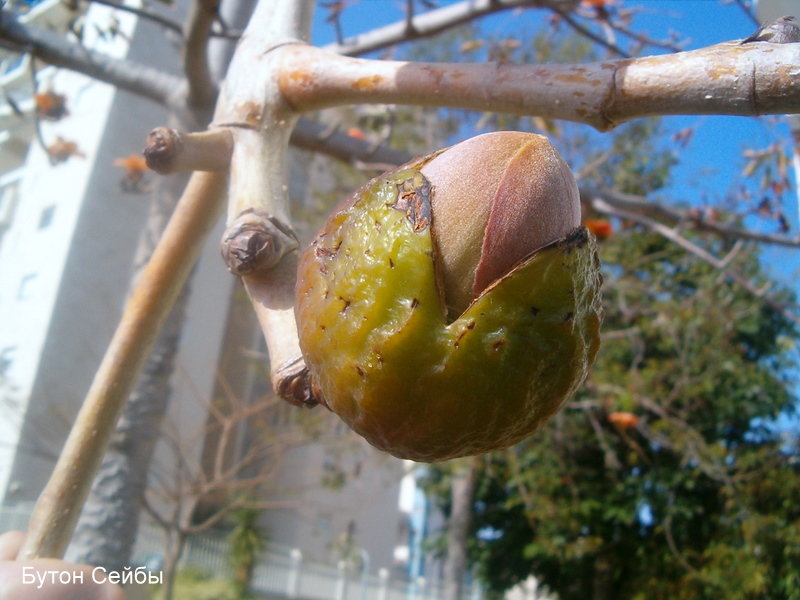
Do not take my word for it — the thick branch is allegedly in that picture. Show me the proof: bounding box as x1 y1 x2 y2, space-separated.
213 0 313 404
18 172 227 560
325 0 580 57
0 11 179 107
280 41 800 130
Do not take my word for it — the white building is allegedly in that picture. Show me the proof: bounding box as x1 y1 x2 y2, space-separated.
0 0 435 582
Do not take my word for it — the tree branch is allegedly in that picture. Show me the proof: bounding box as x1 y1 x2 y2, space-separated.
292 118 413 166
18 171 227 560
183 0 220 107
0 11 180 107
212 0 314 405
280 41 800 131
554 8 630 58
592 197 800 326
88 0 184 37
324 0 580 57
582 186 800 248
144 126 233 173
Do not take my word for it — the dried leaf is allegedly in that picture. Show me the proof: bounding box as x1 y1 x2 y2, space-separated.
47 136 85 164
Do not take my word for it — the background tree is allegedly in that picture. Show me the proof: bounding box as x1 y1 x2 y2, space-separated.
138 384 339 600
227 507 265 600
423 194 799 599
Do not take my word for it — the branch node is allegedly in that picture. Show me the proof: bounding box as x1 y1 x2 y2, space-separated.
144 126 234 174
274 357 323 408
144 127 183 174
221 209 298 275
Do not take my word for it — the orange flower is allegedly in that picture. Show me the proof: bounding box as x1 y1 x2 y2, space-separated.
583 218 613 240
346 127 367 140
582 0 615 8
608 411 639 429
114 154 148 172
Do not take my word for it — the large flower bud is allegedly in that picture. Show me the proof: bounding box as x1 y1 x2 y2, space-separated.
295 132 602 462
422 132 580 317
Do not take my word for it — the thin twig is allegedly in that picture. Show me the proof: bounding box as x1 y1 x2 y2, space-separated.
144 127 233 173
554 8 630 58
88 0 184 37
583 186 800 248
326 0 579 57
592 197 800 326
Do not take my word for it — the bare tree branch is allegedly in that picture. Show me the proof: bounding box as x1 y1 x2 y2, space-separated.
0 11 180 107
183 0 220 107
325 0 580 57
281 41 800 131
553 8 630 58
144 126 233 173
88 0 185 37
592 197 800 326
18 171 228 560
582 186 800 248
0 14 415 171
291 118 413 166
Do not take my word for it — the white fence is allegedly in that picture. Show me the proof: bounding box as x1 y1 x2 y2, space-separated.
2 504 483 600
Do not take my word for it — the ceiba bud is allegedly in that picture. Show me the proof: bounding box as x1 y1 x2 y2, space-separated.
421 132 581 316
295 132 602 462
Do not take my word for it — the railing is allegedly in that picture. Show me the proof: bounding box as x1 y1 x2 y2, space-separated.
1 503 483 600
133 518 483 600
136 528 482 600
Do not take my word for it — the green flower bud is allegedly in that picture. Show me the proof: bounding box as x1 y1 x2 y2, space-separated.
295 132 602 462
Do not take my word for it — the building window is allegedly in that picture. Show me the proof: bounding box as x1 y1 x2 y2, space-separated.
17 273 36 300
38 205 55 229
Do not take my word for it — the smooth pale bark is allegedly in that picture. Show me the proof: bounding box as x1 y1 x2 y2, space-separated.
69 172 193 571
279 41 800 131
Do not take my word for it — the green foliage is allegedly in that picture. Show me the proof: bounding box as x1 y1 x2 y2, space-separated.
424 225 799 600
227 508 266 600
